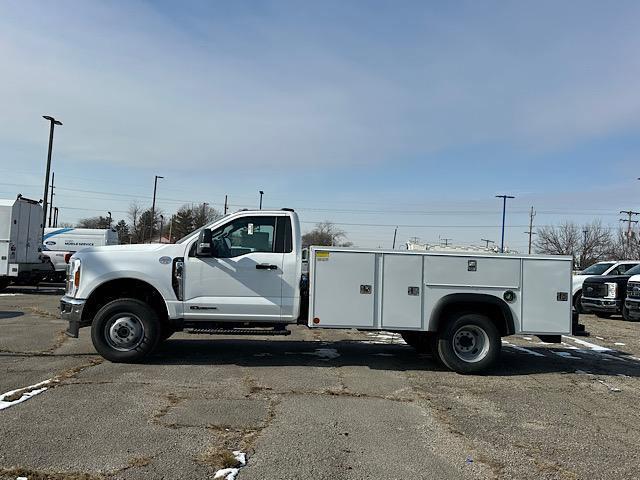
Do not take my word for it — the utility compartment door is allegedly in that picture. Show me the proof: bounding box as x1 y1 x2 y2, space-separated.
381 254 422 329
521 259 571 334
311 251 376 328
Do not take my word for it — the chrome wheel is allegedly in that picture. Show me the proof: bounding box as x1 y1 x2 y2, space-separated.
105 315 145 351
452 325 490 363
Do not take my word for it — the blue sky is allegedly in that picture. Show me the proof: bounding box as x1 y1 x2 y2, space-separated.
1 0 640 250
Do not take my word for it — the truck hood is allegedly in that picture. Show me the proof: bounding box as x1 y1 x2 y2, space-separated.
583 275 631 284
72 243 183 260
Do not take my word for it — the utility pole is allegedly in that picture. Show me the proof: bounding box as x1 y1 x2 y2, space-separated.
149 175 163 242
42 115 62 229
523 206 536 254
224 195 228 215
440 238 452 246
48 172 55 227
496 194 515 253
202 202 209 224
409 236 420 244
107 211 112 229
619 210 640 254
392 226 398 249
481 238 495 249
159 215 164 243
53 207 59 227
259 190 264 210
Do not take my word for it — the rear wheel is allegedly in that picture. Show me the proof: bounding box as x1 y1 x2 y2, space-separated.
595 313 612 319
436 313 501 374
91 298 161 362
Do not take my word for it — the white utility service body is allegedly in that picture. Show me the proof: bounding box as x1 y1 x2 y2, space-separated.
309 247 572 335
60 209 574 373
43 227 119 278
0 196 50 289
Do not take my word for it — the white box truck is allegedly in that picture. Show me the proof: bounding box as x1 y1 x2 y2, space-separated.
60 209 575 373
0 195 53 290
43 227 119 281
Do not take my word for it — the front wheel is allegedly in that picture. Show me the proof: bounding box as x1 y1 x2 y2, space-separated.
573 291 584 314
622 305 638 322
436 313 501 374
91 298 161 362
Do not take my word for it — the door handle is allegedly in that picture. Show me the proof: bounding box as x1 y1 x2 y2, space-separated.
256 264 278 270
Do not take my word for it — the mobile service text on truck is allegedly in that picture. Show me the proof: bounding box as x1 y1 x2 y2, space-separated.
61 209 577 374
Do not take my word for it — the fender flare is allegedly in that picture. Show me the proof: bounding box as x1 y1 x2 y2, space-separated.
429 292 516 335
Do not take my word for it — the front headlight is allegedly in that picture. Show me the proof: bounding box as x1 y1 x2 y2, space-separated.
66 258 81 297
605 282 618 299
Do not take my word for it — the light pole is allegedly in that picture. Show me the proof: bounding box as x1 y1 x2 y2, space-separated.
42 115 62 229
496 194 515 253
259 190 264 210
159 215 164 243
392 226 398 249
149 175 163 242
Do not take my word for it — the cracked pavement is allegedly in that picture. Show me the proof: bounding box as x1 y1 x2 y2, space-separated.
1 288 640 479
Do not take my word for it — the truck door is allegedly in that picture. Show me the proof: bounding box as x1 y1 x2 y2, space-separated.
183 215 284 322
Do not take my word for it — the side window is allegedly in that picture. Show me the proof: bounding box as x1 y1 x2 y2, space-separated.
211 216 276 258
618 264 636 274
275 216 293 253
610 266 621 275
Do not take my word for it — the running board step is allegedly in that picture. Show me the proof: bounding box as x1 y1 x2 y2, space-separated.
185 328 291 336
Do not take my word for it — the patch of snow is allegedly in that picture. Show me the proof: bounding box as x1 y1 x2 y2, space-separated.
505 344 544 357
233 451 246 466
614 342 625 346
0 293 21 296
286 348 341 360
596 336 605 340
501 339 510 344
521 336 533 341
0 379 51 411
563 336 612 352
17 477 28 480
213 451 247 480
552 351 580 360
597 379 621 392
214 468 239 480
560 342 579 350
631 357 640 362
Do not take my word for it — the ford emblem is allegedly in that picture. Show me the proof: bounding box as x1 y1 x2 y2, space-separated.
159 256 172 265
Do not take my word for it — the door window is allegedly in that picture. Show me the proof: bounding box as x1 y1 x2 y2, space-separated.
211 217 276 258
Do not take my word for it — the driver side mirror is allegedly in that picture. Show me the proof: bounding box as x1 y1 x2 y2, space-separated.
196 228 214 257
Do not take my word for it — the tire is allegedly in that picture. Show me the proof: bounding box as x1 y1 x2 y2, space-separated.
0 277 9 292
622 305 638 322
595 313 612 319
91 298 161 362
573 291 584 314
436 313 501 374
160 324 176 341
400 331 431 353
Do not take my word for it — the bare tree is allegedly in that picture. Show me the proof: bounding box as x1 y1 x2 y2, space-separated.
302 221 352 247
607 228 640 260
534 220 613 268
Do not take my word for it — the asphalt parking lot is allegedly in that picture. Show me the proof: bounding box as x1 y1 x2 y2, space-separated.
1 287 640 480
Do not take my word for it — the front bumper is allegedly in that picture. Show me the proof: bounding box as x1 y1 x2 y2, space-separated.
60 295 86 338
581 296 621 313
625 298 640 319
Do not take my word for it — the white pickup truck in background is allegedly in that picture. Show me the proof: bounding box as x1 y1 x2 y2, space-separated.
61 209 576 374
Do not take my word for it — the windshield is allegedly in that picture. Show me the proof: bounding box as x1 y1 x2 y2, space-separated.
580 262 614 275
624 264 640 276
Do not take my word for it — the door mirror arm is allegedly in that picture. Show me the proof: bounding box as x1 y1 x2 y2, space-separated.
196 228 214 257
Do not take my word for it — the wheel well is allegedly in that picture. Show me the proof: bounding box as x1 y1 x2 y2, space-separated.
81 279 168 326
430 294 515 336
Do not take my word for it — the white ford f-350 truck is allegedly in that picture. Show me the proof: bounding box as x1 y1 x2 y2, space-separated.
61 209 576 373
